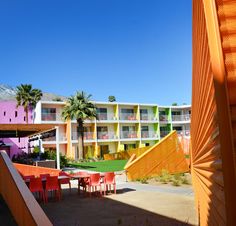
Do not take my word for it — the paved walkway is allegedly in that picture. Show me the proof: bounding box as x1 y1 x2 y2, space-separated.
42 172 198 226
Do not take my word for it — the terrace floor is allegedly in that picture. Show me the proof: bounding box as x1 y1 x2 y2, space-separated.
41 173 198 226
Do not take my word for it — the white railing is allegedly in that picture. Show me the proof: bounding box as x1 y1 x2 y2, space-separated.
97 132 117 140
71 132 95 140
141 131 158 139
160 130 170 137
42 133 67 142
171 114 191 121
140 114 157 121
97 113 117 121
119 113 137 120
120 131 138 139
175 130 190 136
159 115 169 122
41 113 63 122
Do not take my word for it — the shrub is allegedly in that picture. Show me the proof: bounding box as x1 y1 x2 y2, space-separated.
172 179 181 186
159 169 172 184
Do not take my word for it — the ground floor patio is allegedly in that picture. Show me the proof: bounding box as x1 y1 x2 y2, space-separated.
41 174 198 226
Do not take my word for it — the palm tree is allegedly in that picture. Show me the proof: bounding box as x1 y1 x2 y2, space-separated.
16 84 43 123
62 91 97 160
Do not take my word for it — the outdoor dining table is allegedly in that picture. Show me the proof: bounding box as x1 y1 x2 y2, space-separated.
24 175 70 183
70 174 90 193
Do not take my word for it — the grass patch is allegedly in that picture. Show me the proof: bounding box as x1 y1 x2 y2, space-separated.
68 160 128 172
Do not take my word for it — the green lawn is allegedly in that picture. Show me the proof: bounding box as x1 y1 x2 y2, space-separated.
68 160 128 172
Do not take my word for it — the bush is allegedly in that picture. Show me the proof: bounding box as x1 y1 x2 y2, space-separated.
158 169 172 184
41 149 68 168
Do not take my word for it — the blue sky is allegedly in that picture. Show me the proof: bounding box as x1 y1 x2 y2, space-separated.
0 0 192 105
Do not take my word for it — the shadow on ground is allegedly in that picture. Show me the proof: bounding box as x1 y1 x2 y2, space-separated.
41 188 195 226
0 195 17 226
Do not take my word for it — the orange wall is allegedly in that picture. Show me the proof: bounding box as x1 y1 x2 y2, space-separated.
0 151 52 226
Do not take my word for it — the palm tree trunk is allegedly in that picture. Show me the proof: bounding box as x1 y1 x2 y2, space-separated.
25 107 29 124
77 119 84 160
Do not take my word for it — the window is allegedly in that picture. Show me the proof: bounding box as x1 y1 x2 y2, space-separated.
97 108 107 120
24 116 26 121
172 111 181 115
42 108 56 121
124 143 136 151
9 118 11 122
15 111 18 117
121 109 134 114
141 126 149 138
140 109 148 120
3 111 6 116
97 108 107 113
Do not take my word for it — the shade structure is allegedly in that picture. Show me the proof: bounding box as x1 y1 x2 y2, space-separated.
0 124 59 138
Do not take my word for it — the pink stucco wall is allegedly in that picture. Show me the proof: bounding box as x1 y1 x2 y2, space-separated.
0 101 33 158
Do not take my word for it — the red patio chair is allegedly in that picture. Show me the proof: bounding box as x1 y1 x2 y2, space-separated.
59 171 71 192
88 173 103 197
45 176 61 202
29 177 45 203
104 172 116 195
40 173 50 180
23 175 35 187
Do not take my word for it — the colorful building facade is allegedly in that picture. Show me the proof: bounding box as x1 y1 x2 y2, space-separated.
34 101 191 159
0 101 33 157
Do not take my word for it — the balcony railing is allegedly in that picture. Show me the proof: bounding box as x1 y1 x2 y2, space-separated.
119 113 137 121
160 130 170 137
41 113 62 121
97 132 117 140
71 132 95 141
175 130 190 136
120 131 138 139
141 131 158 139
42 133 67 142
171 114 191 121
97 113 117 121
140 114 157 121
159 115 169 122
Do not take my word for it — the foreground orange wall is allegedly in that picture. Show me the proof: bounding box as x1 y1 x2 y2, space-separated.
125 131 189 181
191 0 236 224
0 151 52 226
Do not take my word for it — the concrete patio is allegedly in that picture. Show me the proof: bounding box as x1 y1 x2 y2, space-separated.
41 174 198 226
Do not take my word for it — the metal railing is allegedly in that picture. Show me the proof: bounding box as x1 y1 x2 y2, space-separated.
41 113 62 122
171 114 191 121
42 133 67 142
140 114 157 121
141 131 158 139
71 132 95 141
175 130 190 136
160 130 171 137
120 131 138 139
159 115 169 122
97 113 117 121
119 113 137 120
97 132 117 140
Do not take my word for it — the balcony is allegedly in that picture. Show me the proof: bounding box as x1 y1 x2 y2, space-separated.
171 114 191 122
41 113 62 122
120 131 138 139
97 132 117 140
175 130 190 136
160 130 170 137
141 131 158 139
71 132 95 141
140 114 157 121
42 133 67 142
159 115 169 122
97 113 117 121
119 113 137 121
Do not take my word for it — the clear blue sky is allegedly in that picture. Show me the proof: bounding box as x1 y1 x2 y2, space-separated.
0 0 192 105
